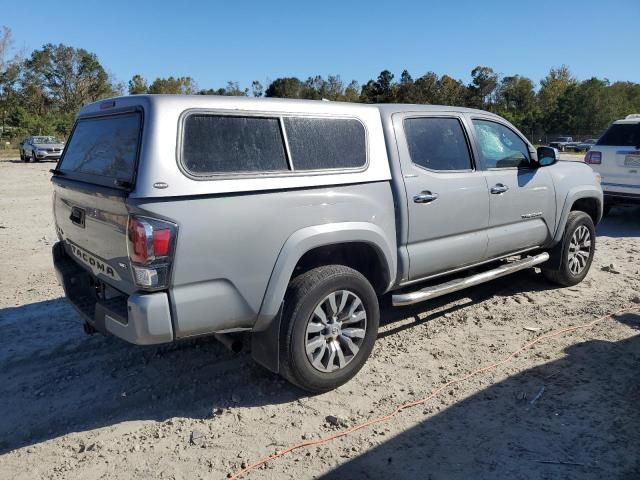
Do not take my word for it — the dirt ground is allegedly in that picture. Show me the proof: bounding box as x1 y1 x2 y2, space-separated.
1 157 639 480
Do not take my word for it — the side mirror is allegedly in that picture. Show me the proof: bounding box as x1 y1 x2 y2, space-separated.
536 146 558 167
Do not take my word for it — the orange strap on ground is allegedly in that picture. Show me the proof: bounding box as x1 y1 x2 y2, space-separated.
228 305 639 480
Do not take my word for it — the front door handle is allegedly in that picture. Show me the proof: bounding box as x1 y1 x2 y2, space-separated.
413 191 439 203
490 183 509 194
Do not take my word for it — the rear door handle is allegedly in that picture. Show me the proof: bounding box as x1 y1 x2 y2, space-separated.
413 191 439 203
490 184 509 194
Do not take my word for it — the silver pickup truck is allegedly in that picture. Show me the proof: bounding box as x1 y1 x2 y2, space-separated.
51 95 603 392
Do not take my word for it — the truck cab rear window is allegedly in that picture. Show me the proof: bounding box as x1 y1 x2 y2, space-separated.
59 112 141 183
405 117 472 171
182 115 288 174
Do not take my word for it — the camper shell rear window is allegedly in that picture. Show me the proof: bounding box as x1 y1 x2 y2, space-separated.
58 110 142 188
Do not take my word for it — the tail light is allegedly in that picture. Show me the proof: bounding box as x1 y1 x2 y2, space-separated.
127 216 177 290
585 151 602 164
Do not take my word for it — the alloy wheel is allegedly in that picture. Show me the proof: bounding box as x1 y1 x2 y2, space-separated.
304 290 367 373
567 225 591 275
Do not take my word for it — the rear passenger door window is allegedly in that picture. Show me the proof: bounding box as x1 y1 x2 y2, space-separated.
283 117 366 170
472 119 531 169
182 115 288 175
404 117 473 171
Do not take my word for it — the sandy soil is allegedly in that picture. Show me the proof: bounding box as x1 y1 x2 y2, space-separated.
1 158 639 480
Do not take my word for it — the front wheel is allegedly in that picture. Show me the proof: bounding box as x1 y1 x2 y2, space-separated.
542 211 595 286
279 265 379 393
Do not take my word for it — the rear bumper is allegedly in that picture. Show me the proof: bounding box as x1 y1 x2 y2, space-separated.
53 242 174 345
602 184 640 205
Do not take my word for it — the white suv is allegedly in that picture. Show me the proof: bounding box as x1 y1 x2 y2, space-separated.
585 114 640 214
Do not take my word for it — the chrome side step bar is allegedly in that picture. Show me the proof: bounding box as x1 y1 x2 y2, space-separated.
392 252 549 307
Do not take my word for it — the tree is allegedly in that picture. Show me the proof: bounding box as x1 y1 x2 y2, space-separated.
251 80 263 97
360 70 395 103
608 81 640 120
375 70 395 102
23 43 117 114
343 80 360 102
395 69 416 103
0 26 17 74
413 72 439 104
359 80 378 103
436 75 468 106
128 74 148 94
560 78 611 134
265 77 303 98
148 76 198 94
495 75 537 133
0 26 22 136
469 66 498 110
301 76 324 99
324 75 345 101
223 81 248 96
537 65 576 132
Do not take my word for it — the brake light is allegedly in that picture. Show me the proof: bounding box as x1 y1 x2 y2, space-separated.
127 216 177 290
128 218 149 263
153 229 171 257
585 151 601 164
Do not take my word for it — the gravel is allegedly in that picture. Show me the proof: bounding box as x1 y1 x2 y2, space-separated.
1 159 639 479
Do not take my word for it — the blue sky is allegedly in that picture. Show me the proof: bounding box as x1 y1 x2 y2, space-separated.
3 0 639 90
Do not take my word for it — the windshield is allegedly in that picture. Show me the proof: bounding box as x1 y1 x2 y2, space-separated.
33 136 62 144
597 123 640 147
58 111 142 186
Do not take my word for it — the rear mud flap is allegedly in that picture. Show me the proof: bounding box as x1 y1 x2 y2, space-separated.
250 303 284 374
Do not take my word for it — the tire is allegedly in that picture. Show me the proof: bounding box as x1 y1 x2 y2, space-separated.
279 265 379 393
542 211 595 287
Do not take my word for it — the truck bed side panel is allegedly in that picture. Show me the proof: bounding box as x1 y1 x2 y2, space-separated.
134 181 396 338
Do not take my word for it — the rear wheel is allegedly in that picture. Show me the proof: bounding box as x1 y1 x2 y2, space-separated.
279 265 379 393
542 211 595 286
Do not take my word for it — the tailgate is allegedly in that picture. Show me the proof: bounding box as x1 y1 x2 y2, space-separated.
596 146 640 192
594 122 640 192
53 181 135 294
51 108 143 295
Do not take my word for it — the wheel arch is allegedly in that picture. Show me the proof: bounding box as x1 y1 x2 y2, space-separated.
547 189 601 270
553 187 603 244
251 222 396 373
